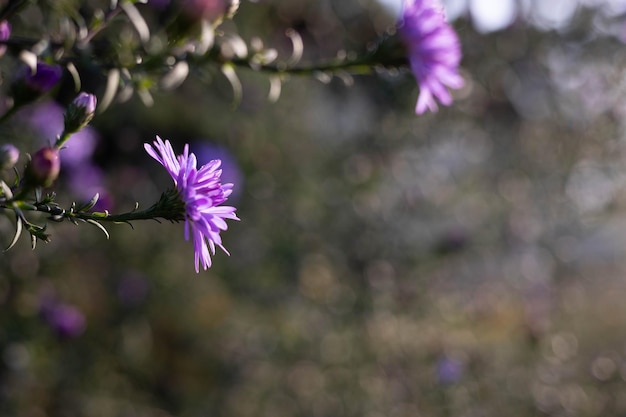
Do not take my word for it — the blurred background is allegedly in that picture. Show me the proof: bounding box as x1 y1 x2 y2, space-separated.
3 0 626 415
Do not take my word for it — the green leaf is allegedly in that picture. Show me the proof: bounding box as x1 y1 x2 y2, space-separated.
86 219 110 239
5 215 22 251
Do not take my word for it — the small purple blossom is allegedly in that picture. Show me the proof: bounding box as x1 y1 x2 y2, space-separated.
400 0 464 114
145 136 240 272
21 63 63 94
0 21 11 56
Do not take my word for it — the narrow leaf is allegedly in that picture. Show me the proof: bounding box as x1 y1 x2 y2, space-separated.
120 1 150 43
86 219 110 239
99 68 120 113
5 215 22 251
221 63 242 108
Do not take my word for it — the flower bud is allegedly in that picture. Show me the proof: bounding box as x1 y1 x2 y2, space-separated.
0 21 11 56
26 146 60 187
64 92 97 134
0 144 19 170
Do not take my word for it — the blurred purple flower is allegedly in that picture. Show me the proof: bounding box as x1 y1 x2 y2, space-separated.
20 100 98 167
145 136 240 272
66 163 112 211
436 356 464 384
39 291 86 338
0 144 19 170
400 0 464 114
0 21 11 56
20 63 62 95
191 141 243 200
46 304 86 338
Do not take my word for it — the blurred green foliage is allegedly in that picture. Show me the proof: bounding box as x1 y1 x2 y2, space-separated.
2 1 626 416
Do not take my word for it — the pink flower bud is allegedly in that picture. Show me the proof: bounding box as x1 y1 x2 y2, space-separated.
26 147 60 187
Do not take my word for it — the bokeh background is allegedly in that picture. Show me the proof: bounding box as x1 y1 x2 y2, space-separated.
3 0 626 415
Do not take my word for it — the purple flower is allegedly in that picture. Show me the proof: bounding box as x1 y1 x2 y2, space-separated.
21 63 63 94
46 304 86 338
38 289 86 339
145 136 239 272
400 0 464 114
0 21 11 56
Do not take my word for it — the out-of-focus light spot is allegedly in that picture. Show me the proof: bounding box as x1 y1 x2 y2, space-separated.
532 0 579 30
376 0 402 19
550 332 578 361
470 0 517 33
3 343 30 371
443 0 469 21
591 355 617 381
566 162 618 213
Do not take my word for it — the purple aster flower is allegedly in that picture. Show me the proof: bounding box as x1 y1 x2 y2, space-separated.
400 0 464 114
145 136 239 272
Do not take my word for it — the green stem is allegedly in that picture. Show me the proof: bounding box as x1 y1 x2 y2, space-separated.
71 204 183 223
54 131 72 149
